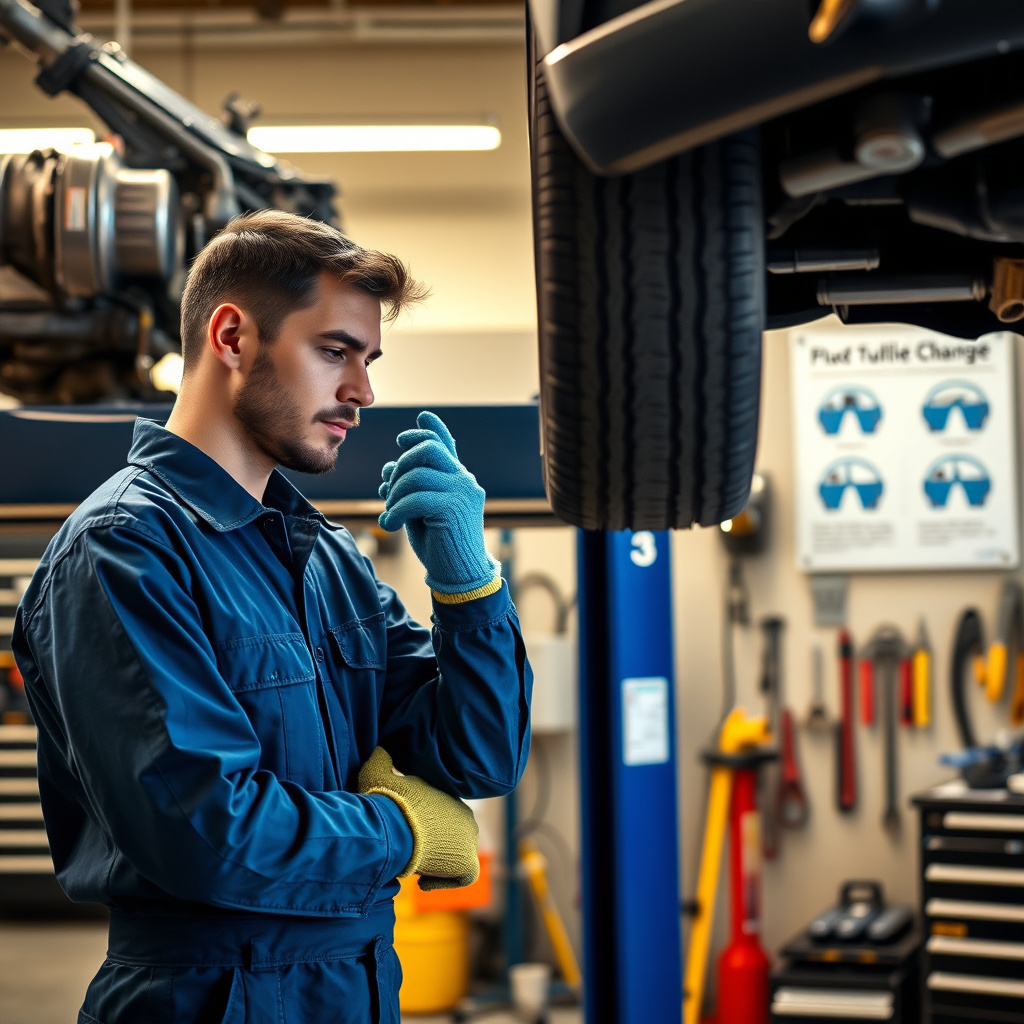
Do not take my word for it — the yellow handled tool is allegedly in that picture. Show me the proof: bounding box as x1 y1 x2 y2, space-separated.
913 620 931 728
986 582 1022 703
519 838 581 990
987 642 1008 702
808 0 859 43
1011 653 1024 727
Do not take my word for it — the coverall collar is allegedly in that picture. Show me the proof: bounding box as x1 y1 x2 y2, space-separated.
127 416 327 532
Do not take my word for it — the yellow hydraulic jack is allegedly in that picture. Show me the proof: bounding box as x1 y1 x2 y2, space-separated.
684 709 775 1024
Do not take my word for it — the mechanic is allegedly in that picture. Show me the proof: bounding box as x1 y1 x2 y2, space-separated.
12 209 532 1023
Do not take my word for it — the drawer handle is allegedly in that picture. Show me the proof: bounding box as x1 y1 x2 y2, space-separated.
926 864 1024 886
0 750 36 768
928 936 1024 961
0 853 53 873
926 898 1024 923
943 812 1024 833
928 971 1024 998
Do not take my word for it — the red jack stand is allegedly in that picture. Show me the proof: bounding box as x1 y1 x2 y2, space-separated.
715 761 772 1024
685 710 776 1024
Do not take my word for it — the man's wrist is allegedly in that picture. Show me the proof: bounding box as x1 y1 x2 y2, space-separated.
365 792 419 879
431 574 503 604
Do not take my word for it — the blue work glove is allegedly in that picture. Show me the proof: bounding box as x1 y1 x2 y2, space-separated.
378 411 500 595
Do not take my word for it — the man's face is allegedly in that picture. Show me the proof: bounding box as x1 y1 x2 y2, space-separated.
233 272 382 475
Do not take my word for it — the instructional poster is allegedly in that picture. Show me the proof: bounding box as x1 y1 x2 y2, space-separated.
790 325 1020 572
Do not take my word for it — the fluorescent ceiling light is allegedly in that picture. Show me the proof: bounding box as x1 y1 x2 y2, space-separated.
247 124 501 153
0 128 96 150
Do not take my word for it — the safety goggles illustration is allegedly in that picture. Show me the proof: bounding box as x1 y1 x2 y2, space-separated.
923 454 991 508
817 386 883 435
819 457 884 511
922 381 990 432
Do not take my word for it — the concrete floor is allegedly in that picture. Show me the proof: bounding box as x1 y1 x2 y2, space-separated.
0 921 581 1024
0 921 108 1024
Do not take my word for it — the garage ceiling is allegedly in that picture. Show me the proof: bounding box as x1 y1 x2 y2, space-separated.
71 0 525 47
75 0 518 8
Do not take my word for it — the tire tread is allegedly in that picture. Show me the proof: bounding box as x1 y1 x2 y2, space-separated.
532 47 764 530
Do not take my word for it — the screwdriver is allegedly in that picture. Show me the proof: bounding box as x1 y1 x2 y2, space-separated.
1012 651 1024 727
913 620 931 728
987 582 1022 703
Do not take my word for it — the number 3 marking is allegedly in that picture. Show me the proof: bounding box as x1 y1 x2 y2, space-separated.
630 531 657 567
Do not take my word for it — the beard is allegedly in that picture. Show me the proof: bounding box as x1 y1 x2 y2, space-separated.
233 344 357 476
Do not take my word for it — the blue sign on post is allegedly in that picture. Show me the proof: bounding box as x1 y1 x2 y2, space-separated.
577 529 682 1024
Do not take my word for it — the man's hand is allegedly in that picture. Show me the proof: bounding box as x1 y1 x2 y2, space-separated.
359 746 480 890
377 411 499 596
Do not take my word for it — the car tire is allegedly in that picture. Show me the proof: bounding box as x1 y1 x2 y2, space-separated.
531 48 766 531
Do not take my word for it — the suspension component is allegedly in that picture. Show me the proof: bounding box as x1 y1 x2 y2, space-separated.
990 257 1024 323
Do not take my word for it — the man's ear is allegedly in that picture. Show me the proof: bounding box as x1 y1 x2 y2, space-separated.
207 303 253 369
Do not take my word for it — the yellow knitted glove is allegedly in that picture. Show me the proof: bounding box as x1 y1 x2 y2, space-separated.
358 746 480 891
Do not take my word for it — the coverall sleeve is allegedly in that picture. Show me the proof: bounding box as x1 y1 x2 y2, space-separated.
374 573 532 799
16 523 412 916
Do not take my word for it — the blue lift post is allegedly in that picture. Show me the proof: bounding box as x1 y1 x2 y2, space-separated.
578 529 683 1024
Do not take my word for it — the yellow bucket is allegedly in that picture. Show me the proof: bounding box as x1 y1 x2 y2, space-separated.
394 878 470 1014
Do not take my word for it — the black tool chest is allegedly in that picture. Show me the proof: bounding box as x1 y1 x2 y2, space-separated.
771 912 922 1024
0 531 74 914
914 782 1024 1024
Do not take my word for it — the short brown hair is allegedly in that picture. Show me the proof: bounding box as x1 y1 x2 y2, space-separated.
179 210 427 369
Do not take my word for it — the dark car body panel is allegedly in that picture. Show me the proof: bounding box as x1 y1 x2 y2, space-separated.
534 0 1024 174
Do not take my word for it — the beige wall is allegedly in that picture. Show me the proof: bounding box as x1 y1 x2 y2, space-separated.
6 30 1024 1008
381 319 1024 989
675 324 1024 989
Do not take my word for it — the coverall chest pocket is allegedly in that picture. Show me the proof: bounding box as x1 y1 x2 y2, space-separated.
329 614 385 672
214 633 322 790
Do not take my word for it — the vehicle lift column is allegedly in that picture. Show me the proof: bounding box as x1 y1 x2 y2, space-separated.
577 529 683 1024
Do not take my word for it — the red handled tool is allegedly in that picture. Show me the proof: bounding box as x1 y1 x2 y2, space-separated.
837 629 856 813
860 657 875 725
899 657 915 726
777 708 809 828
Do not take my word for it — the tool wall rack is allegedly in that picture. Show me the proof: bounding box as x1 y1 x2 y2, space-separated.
914 783 1024 1024
0 403 555 914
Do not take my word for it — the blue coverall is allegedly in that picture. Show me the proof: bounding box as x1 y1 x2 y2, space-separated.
12 418 533 1024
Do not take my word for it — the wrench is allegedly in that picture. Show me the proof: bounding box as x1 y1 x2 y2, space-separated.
881 653 900 835
759 617 785 858
805 645 830 733
861 626 908 835
777 707 809 828
836 629 856 813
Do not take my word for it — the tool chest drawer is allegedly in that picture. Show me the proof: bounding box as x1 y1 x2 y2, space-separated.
914 784 1024 1024
926 933 1024 978
923 862 1024 904
769 964 918 1023
0 722 47 872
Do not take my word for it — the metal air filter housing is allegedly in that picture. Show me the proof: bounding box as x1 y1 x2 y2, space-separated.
50 143 181 299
